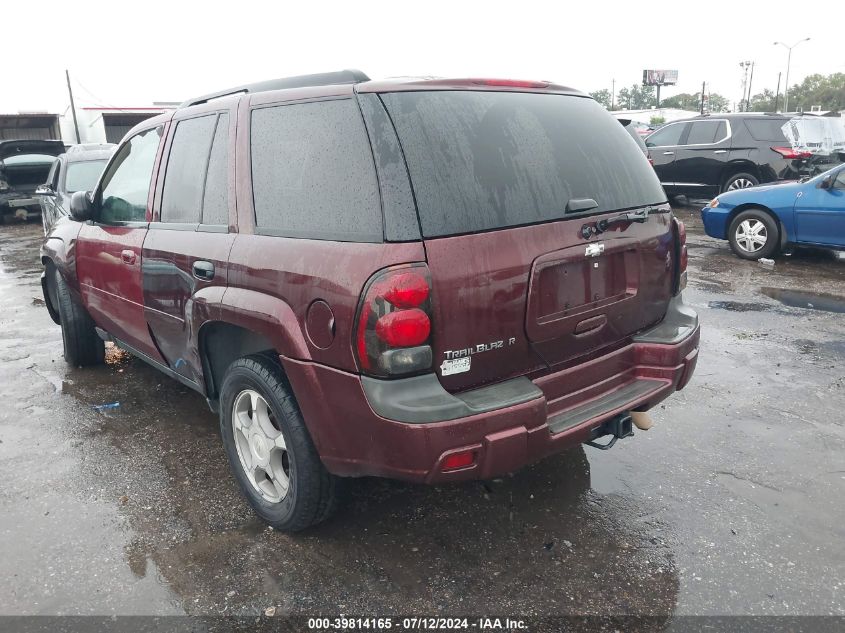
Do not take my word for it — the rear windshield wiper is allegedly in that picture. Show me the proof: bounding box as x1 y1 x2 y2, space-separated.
596 208 650 232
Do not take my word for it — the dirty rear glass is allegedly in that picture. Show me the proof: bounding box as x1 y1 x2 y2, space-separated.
381 91 666 237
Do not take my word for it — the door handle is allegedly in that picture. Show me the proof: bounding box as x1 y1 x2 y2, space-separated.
713 149 727 154
663 151 674 155
121 249 136 265
192 260 215 281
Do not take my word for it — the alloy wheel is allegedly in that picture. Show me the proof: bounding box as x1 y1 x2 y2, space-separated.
232 389 290 502
735 219 768 253
727 178 755 191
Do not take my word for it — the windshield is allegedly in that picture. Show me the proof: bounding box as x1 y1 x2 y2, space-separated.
65 159 108 193
380 90 666 237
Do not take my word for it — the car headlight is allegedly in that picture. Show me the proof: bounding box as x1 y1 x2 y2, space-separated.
707 198 720 208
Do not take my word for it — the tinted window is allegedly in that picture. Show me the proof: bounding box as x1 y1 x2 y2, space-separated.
381 91 666 237
100 126 161 223
645 122 685 147
66 160 107 193
161 115 217 223
745 119 788 142
687 120 724 145
250 99 381 241
202 113 229 225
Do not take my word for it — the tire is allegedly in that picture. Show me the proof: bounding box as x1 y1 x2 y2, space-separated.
219 354 338 531
722 172 759 193
728 209 780 260
53 269 105 366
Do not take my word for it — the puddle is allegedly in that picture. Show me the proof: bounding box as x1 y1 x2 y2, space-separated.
708 301 773 313
760 287 845 314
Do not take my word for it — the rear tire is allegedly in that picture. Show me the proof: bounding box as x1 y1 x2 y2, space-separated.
722 172 759 193
728 209 780 260
219 354 339 531
54 269 105 366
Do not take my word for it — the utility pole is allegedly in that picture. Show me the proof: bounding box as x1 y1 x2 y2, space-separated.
775 38 810 113
774 72 782 112
65 70 81 144
611 78 615 110
700 81 706 115
746 62 755 111
739 61 751 112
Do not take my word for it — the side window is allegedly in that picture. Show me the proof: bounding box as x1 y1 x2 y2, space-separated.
250 99 381 241
834 170 845 189
645 123 685 147
201 113 229 225
687 121 723 145
100 126 162 223
161 115 217 223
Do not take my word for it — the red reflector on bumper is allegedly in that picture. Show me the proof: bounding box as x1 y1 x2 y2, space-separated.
442 450 476 471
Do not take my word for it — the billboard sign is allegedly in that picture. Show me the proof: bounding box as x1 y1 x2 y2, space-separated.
643 70 678 86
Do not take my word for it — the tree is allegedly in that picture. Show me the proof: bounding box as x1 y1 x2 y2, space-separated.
589 89 612 109
614 84 656 110
708 93 730 113
661 91 730 113
661 92 699 110
748 89 777 112
784 73 845 111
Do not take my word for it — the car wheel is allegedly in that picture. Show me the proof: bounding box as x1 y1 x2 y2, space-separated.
728 209 780 260
219 354 339 531
53 269 105 366
722 172 759 193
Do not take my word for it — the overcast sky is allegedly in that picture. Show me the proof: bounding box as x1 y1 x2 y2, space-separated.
3 0 841 114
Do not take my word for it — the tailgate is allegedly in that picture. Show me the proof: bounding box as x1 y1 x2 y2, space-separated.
424 211 674 392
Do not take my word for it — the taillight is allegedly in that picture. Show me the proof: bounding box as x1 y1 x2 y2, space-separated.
673 217 687 295
355 264 434 377
771 146 812 160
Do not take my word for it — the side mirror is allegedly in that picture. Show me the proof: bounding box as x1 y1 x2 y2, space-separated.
819 175 833 190
69 191 95 221
35 185 55 196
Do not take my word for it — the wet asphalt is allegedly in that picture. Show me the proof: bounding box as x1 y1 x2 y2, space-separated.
0 208 843 621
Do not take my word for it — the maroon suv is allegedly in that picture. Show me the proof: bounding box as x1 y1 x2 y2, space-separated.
40 70 699 531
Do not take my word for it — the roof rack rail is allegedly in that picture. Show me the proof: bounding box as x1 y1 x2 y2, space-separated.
179 69 370 108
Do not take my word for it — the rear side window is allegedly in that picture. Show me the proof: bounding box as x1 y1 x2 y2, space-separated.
250 99 381 241
381 91 666 237
686 120 727 145
745 119 788 142
161 115 217 223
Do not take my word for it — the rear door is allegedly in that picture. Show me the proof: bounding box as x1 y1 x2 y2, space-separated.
143 108 235 385
672 119 730 197
645 121 688 191
76 125 167 360
380 90 674 392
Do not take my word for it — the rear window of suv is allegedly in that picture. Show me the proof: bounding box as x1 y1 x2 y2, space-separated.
745 119 789 142
381 91 666 237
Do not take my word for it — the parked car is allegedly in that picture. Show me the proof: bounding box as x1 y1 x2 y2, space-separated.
36 144 115 232
645 113 843 200
40 70 699 531
702 164 845 260
0 140 66 223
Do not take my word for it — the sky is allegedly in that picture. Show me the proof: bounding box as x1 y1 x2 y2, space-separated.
2 0 842 115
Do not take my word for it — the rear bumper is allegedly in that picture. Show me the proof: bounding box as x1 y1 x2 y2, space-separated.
284 295 699 484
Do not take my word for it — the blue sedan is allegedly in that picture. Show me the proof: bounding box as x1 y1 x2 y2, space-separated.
701 165 845 260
